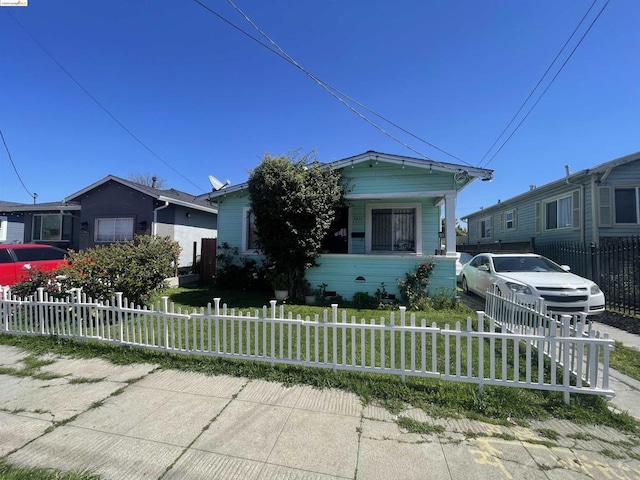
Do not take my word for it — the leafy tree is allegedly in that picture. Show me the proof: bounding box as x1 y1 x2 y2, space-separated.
128 173 167 189
247 151 343 297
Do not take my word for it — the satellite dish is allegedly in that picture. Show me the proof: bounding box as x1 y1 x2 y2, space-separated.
209 175 230 191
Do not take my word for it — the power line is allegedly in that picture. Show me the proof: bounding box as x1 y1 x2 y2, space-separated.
195 0 471 167
1 129 35 201
479 0 609 169
4 10 204 193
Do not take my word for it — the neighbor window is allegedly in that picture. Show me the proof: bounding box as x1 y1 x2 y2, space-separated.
32 214 72 242
504 209 515 230
95 218 134 243
367 204 420 253
614 187 640 224
479 217 492 239
545 195 572 230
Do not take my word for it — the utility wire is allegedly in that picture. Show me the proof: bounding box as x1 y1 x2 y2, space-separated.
478 0 599 167
195 0 471 167
3 10 204 192
1 129 34 200
480 0 609 168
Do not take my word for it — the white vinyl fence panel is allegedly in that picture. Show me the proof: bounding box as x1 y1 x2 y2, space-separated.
0 285 615 403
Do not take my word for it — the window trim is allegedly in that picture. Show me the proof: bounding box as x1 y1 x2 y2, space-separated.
613 186 640 225
365 202 422 254
94 217 134 243
503 209 516 231
31 213 71 242
478 216 492 240
543 193 573 231
241 206 259 254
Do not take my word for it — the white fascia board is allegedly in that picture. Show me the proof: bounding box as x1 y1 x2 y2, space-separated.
344 190 456 201
159 196 218 214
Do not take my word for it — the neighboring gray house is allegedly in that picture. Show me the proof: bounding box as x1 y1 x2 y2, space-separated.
1 176 218 269
0 200 81 249
64 176 218 268
463 151 640 249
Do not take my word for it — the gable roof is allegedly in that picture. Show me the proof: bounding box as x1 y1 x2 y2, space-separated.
64 175 217 214
0 200 81 212
201 150 494 200
462 150 640 219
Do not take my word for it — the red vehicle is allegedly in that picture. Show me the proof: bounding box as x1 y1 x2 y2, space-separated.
0 244 69 287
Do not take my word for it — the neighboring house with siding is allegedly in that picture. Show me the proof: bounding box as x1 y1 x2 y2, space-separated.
204 151 493 300
462 151 640 250
1 176 218 269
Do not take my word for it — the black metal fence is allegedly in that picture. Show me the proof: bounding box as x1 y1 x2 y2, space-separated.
536 237 640 316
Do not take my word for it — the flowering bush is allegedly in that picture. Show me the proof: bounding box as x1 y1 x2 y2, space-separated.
397 261 436 309
11 236 180 305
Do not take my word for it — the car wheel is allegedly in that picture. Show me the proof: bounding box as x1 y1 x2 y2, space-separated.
462 276 470 294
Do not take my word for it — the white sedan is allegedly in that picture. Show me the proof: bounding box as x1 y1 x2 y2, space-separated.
460 253 605 315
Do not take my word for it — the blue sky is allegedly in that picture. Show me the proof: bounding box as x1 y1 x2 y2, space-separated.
1 1 638 223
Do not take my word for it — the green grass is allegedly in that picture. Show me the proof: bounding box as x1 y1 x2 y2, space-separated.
1 285 638 434
609 341 640 381
0 458 100 480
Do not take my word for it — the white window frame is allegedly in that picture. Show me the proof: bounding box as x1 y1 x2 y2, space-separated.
479 216 492 239
613 186 640 225
365 202 422 254
0 216 6 242
94 217 134 243
504 209 515 231
241 206 259 254
544 194 572 231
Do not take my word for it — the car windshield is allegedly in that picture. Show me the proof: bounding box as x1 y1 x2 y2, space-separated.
492 256 567 273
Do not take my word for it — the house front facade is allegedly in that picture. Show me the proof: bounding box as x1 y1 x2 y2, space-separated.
1 176 218 270
463 151 640 250
207 151 493 300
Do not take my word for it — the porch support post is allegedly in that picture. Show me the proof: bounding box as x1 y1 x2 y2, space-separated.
444 193 456 255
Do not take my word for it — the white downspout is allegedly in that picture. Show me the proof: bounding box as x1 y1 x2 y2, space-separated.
153 201 170 236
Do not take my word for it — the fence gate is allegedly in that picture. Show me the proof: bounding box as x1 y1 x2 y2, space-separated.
200 238 217 284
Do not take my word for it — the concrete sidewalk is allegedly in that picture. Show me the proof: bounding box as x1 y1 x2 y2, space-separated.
1 340 639 479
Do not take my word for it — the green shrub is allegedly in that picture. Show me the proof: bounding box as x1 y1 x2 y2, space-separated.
351 291 377 309
397 262 436 309
214 242 267 291
12 236 180 305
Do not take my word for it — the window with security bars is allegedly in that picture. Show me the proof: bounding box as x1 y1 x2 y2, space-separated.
95 218 134 243
371 208 416 252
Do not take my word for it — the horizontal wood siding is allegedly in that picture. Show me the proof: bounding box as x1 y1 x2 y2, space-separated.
216 192 258 257
466 179 588 246
305 254 456 300
599 160 640 238
341 163 453 195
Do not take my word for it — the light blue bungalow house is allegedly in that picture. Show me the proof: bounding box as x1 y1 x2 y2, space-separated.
205 151 493 300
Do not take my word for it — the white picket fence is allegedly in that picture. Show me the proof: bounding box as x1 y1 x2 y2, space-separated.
0 286 614 403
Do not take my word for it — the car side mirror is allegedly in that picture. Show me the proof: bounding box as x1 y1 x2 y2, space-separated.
477 265 489 272
561 265 570 272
